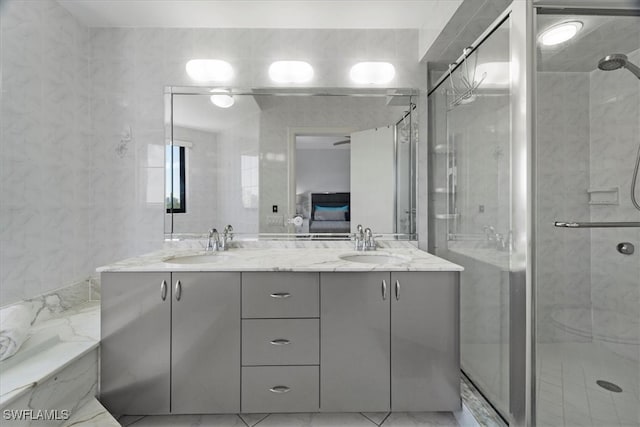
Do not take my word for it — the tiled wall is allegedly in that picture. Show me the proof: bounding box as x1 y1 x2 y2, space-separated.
89 26 423 256
1 1 425 305
588 48 640 359
536 72 593 343
536 50 640 354
0 0 93 305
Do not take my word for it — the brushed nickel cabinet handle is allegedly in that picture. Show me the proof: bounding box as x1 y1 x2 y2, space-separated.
270 338 291 346
175 280 182 301
270 292 291 299
160 280 168 301
395 279 400 301
382 280 387 300
269 385 291 393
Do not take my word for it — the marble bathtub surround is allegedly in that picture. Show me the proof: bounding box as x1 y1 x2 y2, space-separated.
97 241 463 273
0 301 100 408
0 276 98 331
0 304 31 361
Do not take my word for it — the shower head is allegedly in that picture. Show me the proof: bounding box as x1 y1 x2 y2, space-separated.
598 54 627 70
598 54 640 79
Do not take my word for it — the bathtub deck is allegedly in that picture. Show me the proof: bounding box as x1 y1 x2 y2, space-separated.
0 301 100 408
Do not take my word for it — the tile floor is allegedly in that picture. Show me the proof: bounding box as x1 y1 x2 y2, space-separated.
118 411 461 427
116 376 505 427
537 342 639 427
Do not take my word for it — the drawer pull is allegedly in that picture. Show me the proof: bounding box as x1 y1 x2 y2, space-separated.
269 385 291 394
270 292 291 299
270 338 291 346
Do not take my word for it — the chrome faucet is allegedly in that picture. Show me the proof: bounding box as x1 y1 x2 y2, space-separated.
219 225 234 251
364 227 377 251
353 224 365 251
206 228 220 251
483 225 496 243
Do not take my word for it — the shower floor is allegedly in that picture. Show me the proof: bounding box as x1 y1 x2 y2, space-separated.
537 341 639 426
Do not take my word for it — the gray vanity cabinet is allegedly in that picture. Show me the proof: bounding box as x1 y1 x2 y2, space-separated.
101 272 172 415
171 272 240 413
390 272 460 411
320 272 391 412
101 271 241 416
320 271 460 413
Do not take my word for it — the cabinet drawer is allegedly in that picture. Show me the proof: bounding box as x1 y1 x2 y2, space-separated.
242 272 319 318
241 366 319 413
242 319 319 366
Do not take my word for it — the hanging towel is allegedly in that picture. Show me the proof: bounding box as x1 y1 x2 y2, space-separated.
0 304 31 361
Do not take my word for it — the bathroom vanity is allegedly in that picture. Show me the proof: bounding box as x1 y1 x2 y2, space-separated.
98 244 462 416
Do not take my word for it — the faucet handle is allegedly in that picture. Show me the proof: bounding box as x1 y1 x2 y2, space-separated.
224 224 234 238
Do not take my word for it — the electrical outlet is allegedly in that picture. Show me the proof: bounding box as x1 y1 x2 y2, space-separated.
272 205 278 213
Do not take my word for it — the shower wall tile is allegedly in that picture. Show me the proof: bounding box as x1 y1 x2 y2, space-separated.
589 48 640 358
0 0 93 306
536 72 592 343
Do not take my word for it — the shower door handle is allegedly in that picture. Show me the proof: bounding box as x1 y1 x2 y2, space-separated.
554 221 640 228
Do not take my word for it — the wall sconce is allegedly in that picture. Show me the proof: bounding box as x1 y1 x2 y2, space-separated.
186 59 234 82
349 62 395 84
268 61 314 83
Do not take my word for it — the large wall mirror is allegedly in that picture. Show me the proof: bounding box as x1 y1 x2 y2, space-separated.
165 87 418 240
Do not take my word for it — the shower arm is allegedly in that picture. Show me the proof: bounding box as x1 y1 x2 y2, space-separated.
624 61 640 80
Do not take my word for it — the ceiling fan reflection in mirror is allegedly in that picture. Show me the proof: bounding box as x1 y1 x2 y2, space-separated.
333 136 351 146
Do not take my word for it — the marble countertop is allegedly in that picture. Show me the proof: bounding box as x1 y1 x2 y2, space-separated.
96 242 463 273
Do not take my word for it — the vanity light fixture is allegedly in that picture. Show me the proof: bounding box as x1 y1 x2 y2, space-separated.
268 61 314 83
210 89 234 108
186 59 234 82
538 21 583 46
349 62 396 84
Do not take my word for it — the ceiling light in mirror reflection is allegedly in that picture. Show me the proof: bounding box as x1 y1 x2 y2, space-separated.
350 62 395 84
268 61 314 83
538 21 582 46
210 89 235 108
186 59 234 82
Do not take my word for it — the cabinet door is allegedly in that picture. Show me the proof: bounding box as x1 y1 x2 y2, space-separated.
391 272 460 411
320 272 390 412
171 272 241 413
101 272 171 415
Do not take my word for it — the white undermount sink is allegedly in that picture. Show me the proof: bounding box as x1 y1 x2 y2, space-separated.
338 253 410 265
163 254 231 265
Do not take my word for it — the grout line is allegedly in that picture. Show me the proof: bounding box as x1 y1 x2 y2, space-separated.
237 414 250 427
379 412 392 426
251 413 271 426
121 415 146 426
360 413 383 426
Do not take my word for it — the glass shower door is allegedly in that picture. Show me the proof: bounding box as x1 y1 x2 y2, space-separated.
428 17 514 421
535 9 640 427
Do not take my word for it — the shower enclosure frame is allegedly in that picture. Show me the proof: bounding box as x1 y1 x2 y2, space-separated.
430 1 639 425
428 3 535 425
